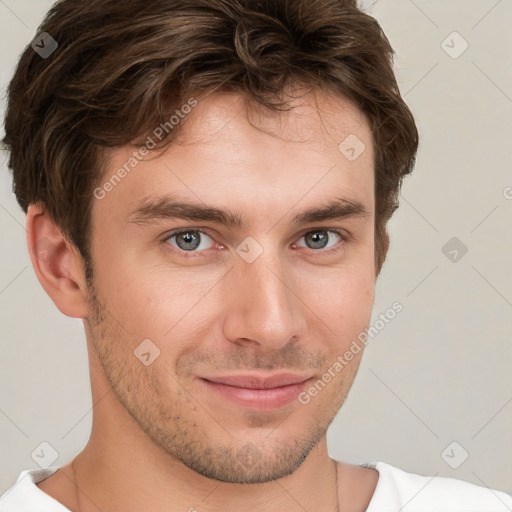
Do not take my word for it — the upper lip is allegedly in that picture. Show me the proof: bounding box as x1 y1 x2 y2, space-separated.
201 372 311 390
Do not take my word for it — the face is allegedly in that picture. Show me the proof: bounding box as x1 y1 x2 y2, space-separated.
85 87 376 483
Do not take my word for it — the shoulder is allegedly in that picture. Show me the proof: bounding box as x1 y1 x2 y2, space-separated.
0 466 69 511
361 461 512 512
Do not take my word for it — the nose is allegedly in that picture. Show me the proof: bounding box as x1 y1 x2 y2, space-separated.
222 249 307 352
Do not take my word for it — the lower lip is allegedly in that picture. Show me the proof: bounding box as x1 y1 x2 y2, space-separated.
200 379 309 411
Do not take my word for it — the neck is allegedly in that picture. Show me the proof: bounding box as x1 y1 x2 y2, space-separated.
73 416 340 512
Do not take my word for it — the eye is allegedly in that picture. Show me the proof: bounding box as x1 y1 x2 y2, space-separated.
162 227 346 258
165 229 216 252
295 229 344 251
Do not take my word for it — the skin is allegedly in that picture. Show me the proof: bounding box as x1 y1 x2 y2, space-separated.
28 86 383 512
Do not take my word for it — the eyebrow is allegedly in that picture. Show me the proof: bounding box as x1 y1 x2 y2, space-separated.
127 194 371 228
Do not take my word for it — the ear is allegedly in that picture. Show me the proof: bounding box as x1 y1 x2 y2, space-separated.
26 203 89 318
375 226 390 277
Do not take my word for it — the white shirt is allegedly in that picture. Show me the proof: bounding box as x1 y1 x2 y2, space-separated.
1 461 511 511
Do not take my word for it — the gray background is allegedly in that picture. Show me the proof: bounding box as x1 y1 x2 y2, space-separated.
1 0 511 497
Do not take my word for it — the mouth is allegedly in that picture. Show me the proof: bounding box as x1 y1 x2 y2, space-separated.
198 372 312 411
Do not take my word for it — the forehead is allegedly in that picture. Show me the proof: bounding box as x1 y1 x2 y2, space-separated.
181 87 370 146
96 88 374 223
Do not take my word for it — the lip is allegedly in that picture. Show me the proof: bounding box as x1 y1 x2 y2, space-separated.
199 372 312 411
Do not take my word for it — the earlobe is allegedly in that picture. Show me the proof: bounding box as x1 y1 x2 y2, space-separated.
26 203 89 318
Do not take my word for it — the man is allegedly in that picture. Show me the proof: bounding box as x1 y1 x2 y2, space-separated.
0 0 510 510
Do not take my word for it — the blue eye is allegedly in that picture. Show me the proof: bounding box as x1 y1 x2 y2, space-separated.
166 230 215 252
163 228 346 259
296 230 343 250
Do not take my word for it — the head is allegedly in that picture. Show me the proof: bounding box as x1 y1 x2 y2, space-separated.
3 0 418 484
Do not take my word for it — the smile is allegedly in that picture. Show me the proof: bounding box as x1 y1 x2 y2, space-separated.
198 373 312 411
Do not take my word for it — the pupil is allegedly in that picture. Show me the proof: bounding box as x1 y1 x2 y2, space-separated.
307 231 328 249
178 231 200 251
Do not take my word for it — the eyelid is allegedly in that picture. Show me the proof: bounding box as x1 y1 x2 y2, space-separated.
296 227 351 242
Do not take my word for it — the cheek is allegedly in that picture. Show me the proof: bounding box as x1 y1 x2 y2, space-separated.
94 256 224 345
298 262 375 339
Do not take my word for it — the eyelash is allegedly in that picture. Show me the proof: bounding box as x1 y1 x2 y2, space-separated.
162 228 350 259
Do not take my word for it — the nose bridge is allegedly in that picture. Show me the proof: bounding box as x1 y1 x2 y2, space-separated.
223 245 305 349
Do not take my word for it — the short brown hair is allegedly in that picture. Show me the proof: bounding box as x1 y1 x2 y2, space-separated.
3 0 418 280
